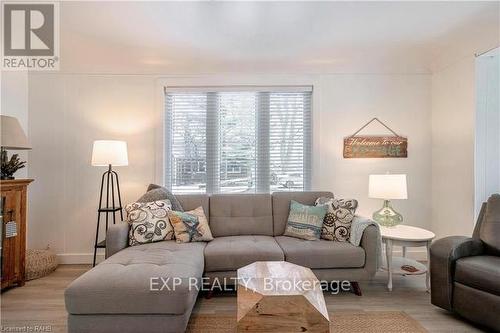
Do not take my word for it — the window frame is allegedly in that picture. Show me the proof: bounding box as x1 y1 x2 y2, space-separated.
154 76 321 193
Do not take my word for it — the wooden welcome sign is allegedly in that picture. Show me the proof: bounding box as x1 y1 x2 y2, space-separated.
343 118 408 158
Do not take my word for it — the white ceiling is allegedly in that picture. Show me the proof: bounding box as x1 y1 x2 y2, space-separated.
59 1 500 74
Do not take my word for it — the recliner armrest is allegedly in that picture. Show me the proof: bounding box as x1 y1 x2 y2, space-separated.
430 236 484 311
359 224 379 279
105 222 130 259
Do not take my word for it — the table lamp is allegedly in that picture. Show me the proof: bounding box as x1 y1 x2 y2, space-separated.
369 174 407 227
0 115 31 180
91 140 128 266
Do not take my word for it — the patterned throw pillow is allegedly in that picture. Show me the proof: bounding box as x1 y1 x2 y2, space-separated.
284 200 328 240
126 199 174 246
168 207 214 243
315 197 358 242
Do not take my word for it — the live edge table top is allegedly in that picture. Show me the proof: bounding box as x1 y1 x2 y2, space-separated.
236 261 330 326
237 261 320 295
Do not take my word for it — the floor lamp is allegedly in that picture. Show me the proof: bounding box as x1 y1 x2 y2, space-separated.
91 140 128 266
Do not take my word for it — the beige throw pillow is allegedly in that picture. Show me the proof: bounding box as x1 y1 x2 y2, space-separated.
168 206 213 243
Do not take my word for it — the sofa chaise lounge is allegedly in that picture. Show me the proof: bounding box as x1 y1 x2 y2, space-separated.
65 191 379 333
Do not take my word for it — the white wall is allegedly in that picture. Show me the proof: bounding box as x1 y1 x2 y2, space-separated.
27 74 158 261
431 57 476 238
27 73 431 262
0 72 29 178
317 75 432 227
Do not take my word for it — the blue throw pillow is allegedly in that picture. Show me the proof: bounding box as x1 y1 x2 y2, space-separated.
284 200 327 240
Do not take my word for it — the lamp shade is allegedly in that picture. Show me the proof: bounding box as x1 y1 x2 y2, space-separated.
369 174 408 200
91 140 128 166
0 115 31 149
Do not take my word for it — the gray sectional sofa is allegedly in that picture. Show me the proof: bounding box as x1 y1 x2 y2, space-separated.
65 191 379 333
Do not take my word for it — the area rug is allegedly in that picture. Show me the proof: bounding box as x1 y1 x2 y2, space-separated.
186 311 427 332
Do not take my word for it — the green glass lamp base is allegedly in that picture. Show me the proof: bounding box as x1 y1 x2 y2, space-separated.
372 200 403 227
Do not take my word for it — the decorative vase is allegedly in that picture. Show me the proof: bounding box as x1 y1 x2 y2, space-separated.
372 200 403 227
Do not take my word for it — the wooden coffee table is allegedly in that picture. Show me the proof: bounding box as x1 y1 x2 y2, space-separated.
237 261 330 333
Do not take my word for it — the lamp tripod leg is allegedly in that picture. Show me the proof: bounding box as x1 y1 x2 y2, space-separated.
94 171 106 267
93 214 101 267
112 171 124 221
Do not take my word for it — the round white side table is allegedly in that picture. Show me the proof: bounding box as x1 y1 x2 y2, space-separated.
380 225 435 291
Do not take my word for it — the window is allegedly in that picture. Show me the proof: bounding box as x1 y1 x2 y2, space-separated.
164 86 312 194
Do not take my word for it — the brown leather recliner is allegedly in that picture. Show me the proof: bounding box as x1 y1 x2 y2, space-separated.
430 194 500 332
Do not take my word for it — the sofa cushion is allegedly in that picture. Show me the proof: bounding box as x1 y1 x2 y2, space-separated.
176 194 210 219
209 194 273 237
275 236 365 269
65 241 206 315
272 191 333 236
204 235 284 272
455 255 500 296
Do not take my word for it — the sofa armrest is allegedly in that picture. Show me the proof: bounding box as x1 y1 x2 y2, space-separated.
359 224 379 279
430 236 484 311
105 222 130 259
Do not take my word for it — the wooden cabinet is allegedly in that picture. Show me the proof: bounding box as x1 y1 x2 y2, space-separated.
1 179 33 290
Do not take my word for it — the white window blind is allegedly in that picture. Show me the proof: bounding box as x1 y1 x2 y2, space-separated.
165 93 207 193
165 87 312 194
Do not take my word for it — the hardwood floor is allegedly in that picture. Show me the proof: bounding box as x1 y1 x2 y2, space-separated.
0 265 485 333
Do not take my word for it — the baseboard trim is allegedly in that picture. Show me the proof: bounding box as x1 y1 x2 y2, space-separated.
57 253 105 265
57 248 428 265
